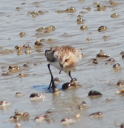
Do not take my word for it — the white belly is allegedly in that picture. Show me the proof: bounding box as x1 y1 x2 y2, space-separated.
50 61 62 71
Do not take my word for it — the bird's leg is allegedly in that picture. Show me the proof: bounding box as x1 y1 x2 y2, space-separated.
47 64 56 92
68 71 77 82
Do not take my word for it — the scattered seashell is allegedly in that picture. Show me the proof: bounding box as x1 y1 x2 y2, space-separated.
28 10 46 18
18 73 28 78
92 58 98 64
56 7 76 13
116 89 124 95
96 50 109 58
15 92 24 97
80 25 88 31
15 111 30 120
116 80 124 87
96 3 107 11
78 101 89 110
98 26 108 32
36 25 56 33
62 82 71 90
88 90 102 97
29 93 45 101
34 114 50 122
105 58 115 64
77 17 85 24
120 51 124 59
111 13 120 18
8 65 20 73
61 118 75 125
89 112 104 118
109 0 119 7
19 32 26 38
0 100 10 107
113 63 121 71
34 40 43 47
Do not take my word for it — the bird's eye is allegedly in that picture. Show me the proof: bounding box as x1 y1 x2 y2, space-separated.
65 59 69 62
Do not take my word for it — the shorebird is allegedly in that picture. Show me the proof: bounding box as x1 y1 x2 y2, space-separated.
45 45 82 92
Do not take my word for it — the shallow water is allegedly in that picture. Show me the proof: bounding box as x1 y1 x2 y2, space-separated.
0 0 124 127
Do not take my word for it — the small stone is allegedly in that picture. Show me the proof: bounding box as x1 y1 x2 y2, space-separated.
80 25 88 31
120 51 124 59
78 101 89 110
65 7 76 13
92 58 98 64
8 65 20 73
96 3 107 11
77 17 85 24
111 13 120 18
96 50 109 58
98 26 108 32
62 82 71 90
117 80 124 87
109 0 119 7
15 92 24 97
113 63 121 71
0 100 10 107
18 73 28 78
88 90 102 97
19 32 26 38
116 89 124 95
30 93 45 101
89 112 104 118
105 58 115 64
34 114 49 122
61 118 75 125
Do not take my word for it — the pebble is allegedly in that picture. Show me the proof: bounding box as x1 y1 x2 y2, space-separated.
96 50 109 58
61 118 75 125
15 92 24 97
120 51 124 59
19 32 26 38
89 112 104 118
105 58 115 64
88 90 102 98
98 26 108 32
116 89 124 95
92 58 98 64
29 93 45 101
113 63 121 71
80 25 88 31
78 101 89 110
116 80 124 87
0 100 10 107
56 7 76 13
111 13 120 18
8 65 20 73
96 4 107 11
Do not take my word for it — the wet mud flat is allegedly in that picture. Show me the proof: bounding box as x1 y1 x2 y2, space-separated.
0 0 124 128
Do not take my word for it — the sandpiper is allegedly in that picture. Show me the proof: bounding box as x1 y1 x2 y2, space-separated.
45 45 82 92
